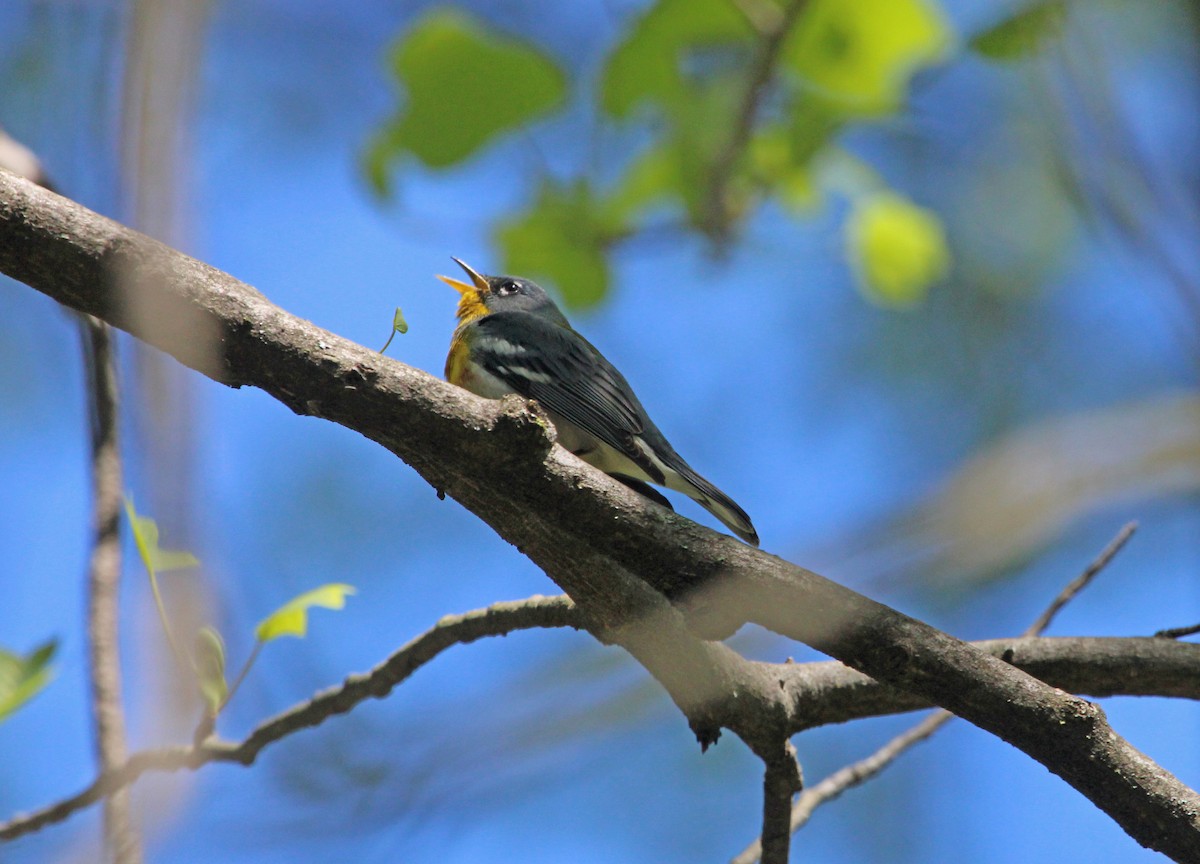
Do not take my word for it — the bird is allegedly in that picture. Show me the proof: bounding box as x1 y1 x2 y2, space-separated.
438 258 759 546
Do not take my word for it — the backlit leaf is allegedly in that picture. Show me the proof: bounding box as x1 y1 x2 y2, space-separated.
366 9 566 187
496 181 616 308
194 626 228 714
971 1 1067 61
599 0 752 118
846 192 950 306
785 0 952 116
0 639 57 721
124 499 200 576
255 583 356 643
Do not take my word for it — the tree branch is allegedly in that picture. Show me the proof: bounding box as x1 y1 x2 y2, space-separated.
705 0 808 238
0 595 582 842
4 629 1192 846
2 173 1199 859
758 741 802 864
80 318 141 863
735 521 1141 863
1156 623 1200 640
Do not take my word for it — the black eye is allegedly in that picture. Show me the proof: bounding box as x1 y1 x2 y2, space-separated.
496 280 519 296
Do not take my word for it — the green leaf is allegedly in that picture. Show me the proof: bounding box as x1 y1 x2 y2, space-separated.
970 1 1067 61
124 499 200 577
366 9 566 185
0 639 57 721
605 144 682 221
600 0 753 117
194 626 228 714
845 192 950 306
785 0 952 116
379 306 409 354
391 306 409 335
748 124 821 213
496 180 617 308
255 583 356 643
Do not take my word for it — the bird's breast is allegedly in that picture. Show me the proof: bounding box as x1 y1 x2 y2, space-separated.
446 328 517 399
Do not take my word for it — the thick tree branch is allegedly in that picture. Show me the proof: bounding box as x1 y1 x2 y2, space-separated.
80 318 141 864
3 172 1200 859
780 635 1200 732
736 521 1141 863
758 741 802 864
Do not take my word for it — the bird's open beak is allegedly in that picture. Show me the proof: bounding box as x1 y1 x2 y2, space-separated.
437 257 489 296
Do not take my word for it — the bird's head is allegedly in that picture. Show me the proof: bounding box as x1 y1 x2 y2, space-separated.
438 258 565 325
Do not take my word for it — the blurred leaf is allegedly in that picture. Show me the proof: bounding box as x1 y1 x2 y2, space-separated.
785 0 952 116
194 626 228 714
846 192 950 306
599 0 752 118
902 394 1200 586
366 9 566 189
255 583 356 643
953 157 1075 297
0 639 57 721
970 1 1067 61
749 124 820 213
605 144 682 221
497 180 617 308
124 498 200 576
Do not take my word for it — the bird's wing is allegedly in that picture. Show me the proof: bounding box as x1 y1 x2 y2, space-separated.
471 313 660 476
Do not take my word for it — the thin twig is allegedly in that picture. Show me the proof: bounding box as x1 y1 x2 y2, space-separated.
733 521 1140 864
219 639 264 712
1155 623 1200 640
732 712 950 864
81 316 140 863
704 0 809 239
0 595 581 842
1025 522 1138 638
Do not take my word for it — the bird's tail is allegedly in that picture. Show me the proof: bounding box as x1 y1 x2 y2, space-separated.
661 458 759 547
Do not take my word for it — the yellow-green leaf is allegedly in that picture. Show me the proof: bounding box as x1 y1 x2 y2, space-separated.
194 626 227 714
255 583 356 643
748 125 820 213
600 0 753 117
124 499 200 576
366 9 566 186
785 0 952 116
496 180 616 308
970 1 1067 61
846 192 950 306
0 639 57 722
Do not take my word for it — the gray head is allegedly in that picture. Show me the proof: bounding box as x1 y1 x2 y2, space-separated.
438 258 567 324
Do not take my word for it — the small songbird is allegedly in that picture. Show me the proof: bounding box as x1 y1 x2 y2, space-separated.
439 258 759 546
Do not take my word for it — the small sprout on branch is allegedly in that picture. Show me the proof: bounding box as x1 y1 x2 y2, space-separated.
194 627 228 716
125 500 201 576
379 306 409 354
124 497 199 674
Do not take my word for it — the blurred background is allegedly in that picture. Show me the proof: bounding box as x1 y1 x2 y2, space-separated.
1 0 1198 861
